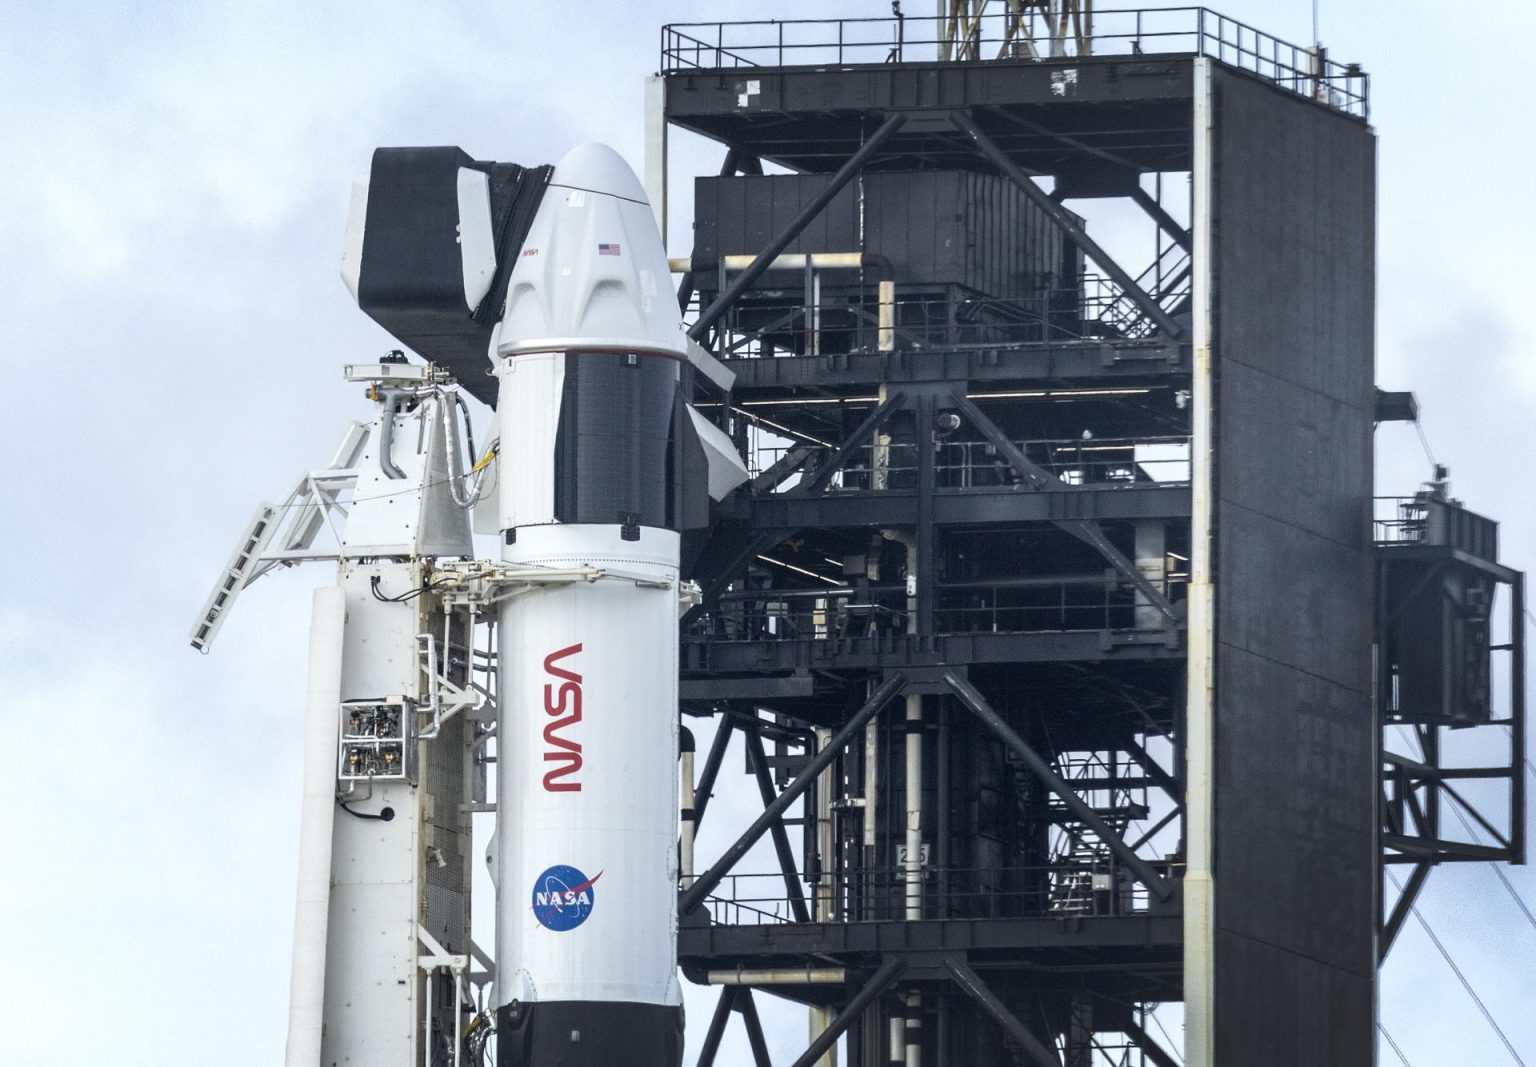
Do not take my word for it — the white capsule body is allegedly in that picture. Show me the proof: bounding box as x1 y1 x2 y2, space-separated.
491 142 684 1067
495 524 680 1003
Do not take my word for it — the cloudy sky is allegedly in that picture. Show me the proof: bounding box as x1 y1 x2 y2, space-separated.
2 1 1532 1063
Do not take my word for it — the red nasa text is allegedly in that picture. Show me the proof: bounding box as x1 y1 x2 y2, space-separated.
541 643 583 792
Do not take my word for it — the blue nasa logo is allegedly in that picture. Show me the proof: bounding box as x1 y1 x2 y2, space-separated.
530 864 602 931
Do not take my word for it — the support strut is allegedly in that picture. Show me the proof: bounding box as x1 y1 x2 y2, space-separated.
691 113 907 342
681 674 906 914
943 956 1062 1067
745 725 813 923
788 957 908 1067
951 110 1181 338
945 671 1175 902
948 391 1177 624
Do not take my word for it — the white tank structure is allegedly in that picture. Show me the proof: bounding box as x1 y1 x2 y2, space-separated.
490 143 687 1067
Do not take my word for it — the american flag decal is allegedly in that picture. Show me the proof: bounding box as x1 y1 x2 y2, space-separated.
598 243 621 256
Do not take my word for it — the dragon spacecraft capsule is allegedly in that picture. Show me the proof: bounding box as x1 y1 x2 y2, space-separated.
490 143 687 1067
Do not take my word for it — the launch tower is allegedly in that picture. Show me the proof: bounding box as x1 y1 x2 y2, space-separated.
653 8 1526 1066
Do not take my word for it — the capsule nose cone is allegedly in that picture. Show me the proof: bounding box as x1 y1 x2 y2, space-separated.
552 142 649 204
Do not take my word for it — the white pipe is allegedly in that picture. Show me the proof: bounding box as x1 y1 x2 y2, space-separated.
878 279 896 352
707 967 847 985
668 252 876 273
904 992 921 1067
284 585 346 1067
812 725 838 1067
904 695 923 921
815 725 835 922
810 1004 839 1067
680 744 696 889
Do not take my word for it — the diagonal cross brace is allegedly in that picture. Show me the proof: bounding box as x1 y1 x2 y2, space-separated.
949 391 1178 625
744 725 812 923
793 391 907 496
952 110 1183 338
680 674 906 915
789 957 907 1067
946 670 1176 902
944 956 1062 1067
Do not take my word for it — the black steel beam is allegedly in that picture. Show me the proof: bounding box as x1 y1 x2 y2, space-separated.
680 913 1184 961
1514 572 1527 865
736 987 775 1067
1380 834 1510 862
944 956 1062 1067
745 725 813 923
946 670 1175 901
682 627 1185 676
789 957 907 1067
693 717 735 830
952 110 1182 338
1128 187 1193 252
750 483 1193 531
1380 862 1430 962
696 986 737 1067
719 341 1189 389
1122 736 1181 801
1122 1019 1181 1067
752 443 817 494
795 391 906 495
690 112 906 341
949 390 1177 623
681 674 906 914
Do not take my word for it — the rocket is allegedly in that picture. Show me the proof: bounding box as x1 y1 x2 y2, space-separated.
199 137 739 1065
489 143 686 1067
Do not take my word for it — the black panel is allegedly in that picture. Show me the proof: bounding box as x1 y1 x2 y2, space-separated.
496 1000 683 1067
1210 67 1376 1064
693 169 1071 300
552 353 678 529
356 147 551 405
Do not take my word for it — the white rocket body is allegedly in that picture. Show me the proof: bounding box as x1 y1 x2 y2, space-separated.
491 143 686 1067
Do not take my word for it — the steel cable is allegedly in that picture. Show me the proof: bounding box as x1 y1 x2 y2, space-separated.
1385 868 1528 1065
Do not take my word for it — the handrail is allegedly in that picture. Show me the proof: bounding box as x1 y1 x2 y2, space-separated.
661 7 1367 119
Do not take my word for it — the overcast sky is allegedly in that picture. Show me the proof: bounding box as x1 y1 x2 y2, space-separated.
3 1 1533 1064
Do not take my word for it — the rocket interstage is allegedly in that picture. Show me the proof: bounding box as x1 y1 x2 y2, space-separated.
491 144 686 1067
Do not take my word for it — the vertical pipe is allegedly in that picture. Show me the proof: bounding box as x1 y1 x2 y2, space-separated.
1182 55 1218 1067
1512 573 1527 864
816 725 837 921
681 727 697 889
643 74 668 239
904 991 922 1067
905 695 924 920
903 688 923 1067
810 1004 839 1067
878 279 896 352
284 585 346 1067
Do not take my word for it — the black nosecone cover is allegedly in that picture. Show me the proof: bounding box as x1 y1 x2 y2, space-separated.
495 1000 683 1067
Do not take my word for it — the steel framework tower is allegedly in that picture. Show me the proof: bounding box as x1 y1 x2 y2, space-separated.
648 7 1525 1066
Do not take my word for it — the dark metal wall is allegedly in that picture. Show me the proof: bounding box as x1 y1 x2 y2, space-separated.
693 170 1074 297
1209 67 1377 1063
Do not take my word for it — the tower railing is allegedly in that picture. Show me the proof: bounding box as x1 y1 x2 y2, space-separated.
661 7 1368 118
